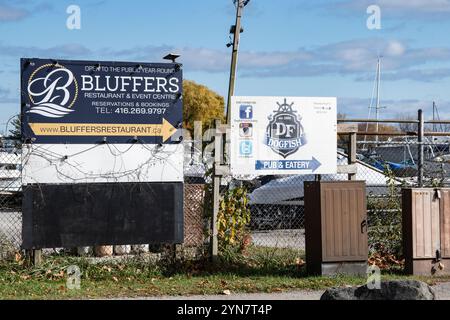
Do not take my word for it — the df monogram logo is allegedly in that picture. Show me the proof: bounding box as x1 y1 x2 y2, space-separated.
265 99 307 158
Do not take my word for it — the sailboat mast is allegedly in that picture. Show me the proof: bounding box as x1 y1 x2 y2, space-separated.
375 57 381 143
433 101 436 133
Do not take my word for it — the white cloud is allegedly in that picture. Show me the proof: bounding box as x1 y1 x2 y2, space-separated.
242 38 450 81
332 0 450 18
0 43 92 57
0 38 449 82
0 0 53 23
339 97 450 119
0 4 28 21
386 41 406 56
376 68 450 82
73 45 311 73
373 0 450 12
0 86 16 104
0 86 8 97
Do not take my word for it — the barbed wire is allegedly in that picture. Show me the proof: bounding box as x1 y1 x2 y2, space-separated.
20 141 182 183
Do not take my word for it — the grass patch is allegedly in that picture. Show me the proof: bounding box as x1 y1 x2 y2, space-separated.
1 246 449 300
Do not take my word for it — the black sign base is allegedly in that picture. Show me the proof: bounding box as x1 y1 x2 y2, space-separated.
22 182 184 249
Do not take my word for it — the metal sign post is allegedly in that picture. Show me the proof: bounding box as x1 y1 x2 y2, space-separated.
211 121 222 261
418 109 424 187
211 121 231 261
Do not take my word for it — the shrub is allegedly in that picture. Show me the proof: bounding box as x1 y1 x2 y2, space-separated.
217 185 251 252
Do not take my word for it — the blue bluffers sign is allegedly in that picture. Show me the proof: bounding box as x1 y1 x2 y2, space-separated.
21 58 182 144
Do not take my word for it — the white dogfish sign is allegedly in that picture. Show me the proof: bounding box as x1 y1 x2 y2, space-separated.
230 96 337 176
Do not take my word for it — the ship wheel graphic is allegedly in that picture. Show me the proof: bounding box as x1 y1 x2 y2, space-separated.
265 98 308 158
276 99 295 112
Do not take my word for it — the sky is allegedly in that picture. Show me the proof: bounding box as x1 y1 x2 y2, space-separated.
1 0 450 133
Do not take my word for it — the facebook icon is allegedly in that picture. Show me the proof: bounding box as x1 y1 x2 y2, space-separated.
239 105 253 119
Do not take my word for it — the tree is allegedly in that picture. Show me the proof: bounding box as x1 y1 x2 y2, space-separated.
358 122 399 142
336 113 348 148
395 113 417 133
8 115 21 139
337 112 347 120
183 80 225 134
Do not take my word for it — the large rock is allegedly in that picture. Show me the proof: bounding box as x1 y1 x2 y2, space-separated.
321 280 436 300
321 287 358 300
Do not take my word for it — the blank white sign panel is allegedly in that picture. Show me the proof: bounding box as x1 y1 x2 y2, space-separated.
22 144 183 184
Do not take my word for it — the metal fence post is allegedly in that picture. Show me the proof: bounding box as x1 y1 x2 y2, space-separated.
418 109 424 187
26 249 42 266
348 132 357 181
211 120 223 262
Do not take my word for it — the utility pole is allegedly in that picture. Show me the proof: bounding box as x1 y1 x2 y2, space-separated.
213 0 249 261
225 0 248 124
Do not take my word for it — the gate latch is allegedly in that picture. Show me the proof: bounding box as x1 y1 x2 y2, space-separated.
434 189 442 200
361 220 368 234
436 250 442 262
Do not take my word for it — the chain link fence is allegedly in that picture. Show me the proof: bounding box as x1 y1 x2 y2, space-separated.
353 135 450 264
0 138 22 259
0 138 210 260
230 131 450 260
1 129 450 264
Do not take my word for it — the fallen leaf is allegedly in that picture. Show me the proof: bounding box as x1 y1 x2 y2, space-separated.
112 276 118 282
15 253 22 262
55 270 65 278
295 258 306 267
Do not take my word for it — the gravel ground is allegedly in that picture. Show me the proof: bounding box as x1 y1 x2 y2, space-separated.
116 290 323 301
121 282 450 300
433 282 450 300
251 229 305 250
